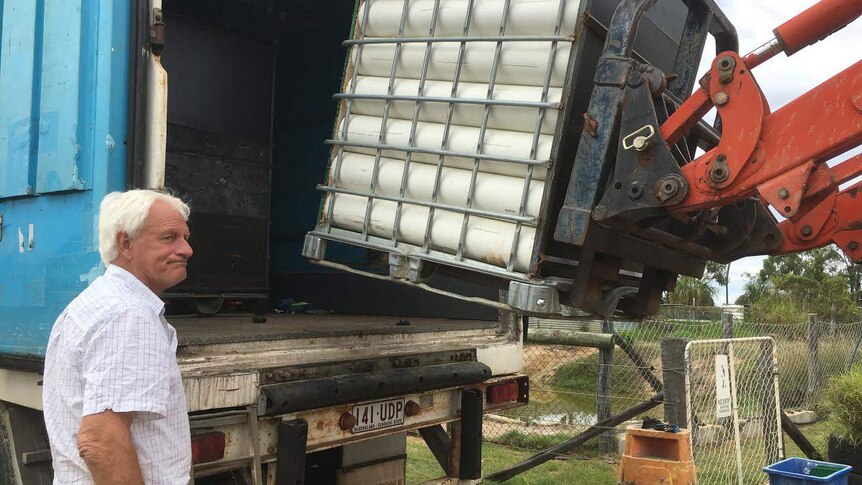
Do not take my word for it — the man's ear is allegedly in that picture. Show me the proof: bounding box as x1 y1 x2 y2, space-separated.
116 232 134 260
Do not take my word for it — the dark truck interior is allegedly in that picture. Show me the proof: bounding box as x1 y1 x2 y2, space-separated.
158 0 500 320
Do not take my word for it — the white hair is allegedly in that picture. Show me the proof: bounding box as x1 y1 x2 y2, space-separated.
98 190 191 265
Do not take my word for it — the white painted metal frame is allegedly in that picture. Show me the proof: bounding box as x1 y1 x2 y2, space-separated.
311 0 580 282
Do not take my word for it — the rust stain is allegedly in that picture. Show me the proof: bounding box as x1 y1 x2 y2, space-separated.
583 113 598 138
483 253 507 267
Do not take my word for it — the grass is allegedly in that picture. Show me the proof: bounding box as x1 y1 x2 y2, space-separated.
495 430 573 450
785 417 835 459
821 371 862 444
617 320 765 342
406 435 618 484
548 353 650 400
403 418 839 484
769 341 851 409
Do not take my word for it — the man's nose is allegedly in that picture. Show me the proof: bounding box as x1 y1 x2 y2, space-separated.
178 238 193 259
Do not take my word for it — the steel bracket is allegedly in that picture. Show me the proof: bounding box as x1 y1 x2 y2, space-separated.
507 282 560 314
275 419 308 485
713 201 782 263
302 234 327 260
593 67 688 224
418 425 451 473
459 388 483 480
149 8 165 55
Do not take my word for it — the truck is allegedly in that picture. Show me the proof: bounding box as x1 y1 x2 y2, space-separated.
1 0 860 483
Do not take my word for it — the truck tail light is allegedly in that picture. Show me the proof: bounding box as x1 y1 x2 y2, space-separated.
486 377 529 405
191 432 226 464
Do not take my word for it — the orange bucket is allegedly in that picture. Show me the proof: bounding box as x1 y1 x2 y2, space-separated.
618 425 697 485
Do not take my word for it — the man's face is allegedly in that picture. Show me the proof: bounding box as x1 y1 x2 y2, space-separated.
120 200 193 294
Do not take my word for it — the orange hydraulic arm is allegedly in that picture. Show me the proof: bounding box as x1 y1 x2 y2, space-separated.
660 0 862 261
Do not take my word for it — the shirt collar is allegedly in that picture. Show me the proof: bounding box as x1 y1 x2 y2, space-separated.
105 264 166 315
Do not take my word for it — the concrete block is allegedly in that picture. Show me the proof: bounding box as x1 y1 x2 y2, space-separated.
740 418 764 441
786 410 817 425
694 424 727 447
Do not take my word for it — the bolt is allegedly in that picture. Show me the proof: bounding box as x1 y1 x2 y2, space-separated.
849 242 859 251
801 225 813 236
717 56 737 84
714 92 729 105
709 154 729 183
661 181 678 195
656 176 685 203
778 188 789 200
339 412 357 431
405 401 422 416
536 298 546 308
632 136 650 151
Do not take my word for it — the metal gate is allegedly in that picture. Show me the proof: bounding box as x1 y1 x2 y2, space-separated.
685 337 784 485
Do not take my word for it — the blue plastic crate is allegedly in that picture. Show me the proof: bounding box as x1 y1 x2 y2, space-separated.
764 458 853 485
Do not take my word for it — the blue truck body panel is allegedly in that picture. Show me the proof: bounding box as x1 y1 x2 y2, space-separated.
0 0 130 358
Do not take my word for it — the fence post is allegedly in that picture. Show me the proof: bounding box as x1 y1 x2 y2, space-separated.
721 313 734 355
597 318 614 453
661 338 690 428
759 339 781 465
806 314 820 408
723 313 734 340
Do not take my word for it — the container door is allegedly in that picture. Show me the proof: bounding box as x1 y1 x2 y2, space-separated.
0 0 131 358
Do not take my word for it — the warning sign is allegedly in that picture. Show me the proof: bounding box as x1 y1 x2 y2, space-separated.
715 355 732 418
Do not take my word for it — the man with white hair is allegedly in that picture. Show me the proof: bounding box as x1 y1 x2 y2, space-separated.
42 190 194 484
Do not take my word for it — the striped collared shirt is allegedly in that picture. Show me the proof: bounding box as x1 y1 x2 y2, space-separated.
43 265 191 484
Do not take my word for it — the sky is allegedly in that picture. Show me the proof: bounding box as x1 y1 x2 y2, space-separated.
691 0 862 304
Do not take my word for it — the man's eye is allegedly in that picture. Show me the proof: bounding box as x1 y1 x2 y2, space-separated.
163 235 175 241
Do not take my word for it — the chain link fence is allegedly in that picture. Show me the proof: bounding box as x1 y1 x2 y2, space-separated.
685 337 783 485
480 306 862 479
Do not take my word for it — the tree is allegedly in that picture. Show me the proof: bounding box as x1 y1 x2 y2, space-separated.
738 246 862 323
663 261 727 307
666 275 717 307
704 261 729 305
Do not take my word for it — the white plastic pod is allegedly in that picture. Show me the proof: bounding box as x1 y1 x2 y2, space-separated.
325 193 535 271
354 41 572 87
331 152 544 218
357 0 581 38
348 76 562 134
338 115 551 179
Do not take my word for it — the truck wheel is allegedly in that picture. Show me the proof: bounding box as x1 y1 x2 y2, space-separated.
0 402 52 485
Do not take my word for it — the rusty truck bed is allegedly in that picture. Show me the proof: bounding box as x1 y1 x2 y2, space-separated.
170 313 499 346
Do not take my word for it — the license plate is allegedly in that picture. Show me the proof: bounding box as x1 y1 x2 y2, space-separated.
352 398 406 433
